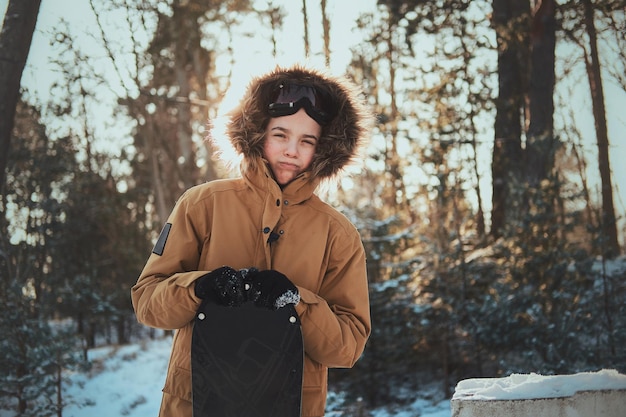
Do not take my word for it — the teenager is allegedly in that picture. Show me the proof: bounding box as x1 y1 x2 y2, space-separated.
132 65 373 417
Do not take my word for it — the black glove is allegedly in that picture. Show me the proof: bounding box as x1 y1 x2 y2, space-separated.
194 266 246 307
247 269 300 310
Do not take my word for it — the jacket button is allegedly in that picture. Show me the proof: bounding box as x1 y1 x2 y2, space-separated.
263 227 270 233
284 200 289 205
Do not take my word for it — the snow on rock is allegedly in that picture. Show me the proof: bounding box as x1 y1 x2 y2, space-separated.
452 369 626 401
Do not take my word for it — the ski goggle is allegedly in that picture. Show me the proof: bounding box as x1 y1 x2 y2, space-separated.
268 83 335 125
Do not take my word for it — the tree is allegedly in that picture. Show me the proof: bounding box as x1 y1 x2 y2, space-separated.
489 0 564 239
490 0 530 237
302 0 310 57
40 9 157 348
103 0 254 226
581 0 619 256
560 0 622 257
320 0 331 67
260 1 284 59
526 0 557 187
350 5 416 222
52 169 148 350
0 0 41 189
0 99 85 416
0 304 83 417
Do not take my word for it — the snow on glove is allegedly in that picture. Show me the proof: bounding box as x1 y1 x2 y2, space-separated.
247 269 300 310
194 266 246 307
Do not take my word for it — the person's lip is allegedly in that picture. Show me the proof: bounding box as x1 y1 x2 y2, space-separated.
278 161 299 170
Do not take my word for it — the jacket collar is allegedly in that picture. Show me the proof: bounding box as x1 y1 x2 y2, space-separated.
244 158 319 205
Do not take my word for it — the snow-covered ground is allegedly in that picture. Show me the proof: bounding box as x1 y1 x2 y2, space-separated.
52 335 625 417
4 333 625 416
54 337 450 417
63 338 171 417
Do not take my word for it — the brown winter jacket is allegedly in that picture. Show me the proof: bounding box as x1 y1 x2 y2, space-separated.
131 65 373 417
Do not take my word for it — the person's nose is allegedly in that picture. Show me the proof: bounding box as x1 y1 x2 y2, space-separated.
284 139 298 157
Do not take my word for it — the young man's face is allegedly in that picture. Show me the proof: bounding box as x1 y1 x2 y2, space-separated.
263 108 321 186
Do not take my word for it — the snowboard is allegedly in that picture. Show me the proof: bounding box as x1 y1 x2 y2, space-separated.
191 300 304 417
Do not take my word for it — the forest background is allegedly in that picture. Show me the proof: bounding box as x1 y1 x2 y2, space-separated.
1 0 625 416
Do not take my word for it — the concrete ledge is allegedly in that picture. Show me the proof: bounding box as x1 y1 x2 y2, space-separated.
451 370 626 417
452 389 626 417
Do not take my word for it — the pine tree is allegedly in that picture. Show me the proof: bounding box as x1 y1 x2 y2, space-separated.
0 100 86 416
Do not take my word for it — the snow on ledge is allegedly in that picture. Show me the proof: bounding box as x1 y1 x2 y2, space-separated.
452 369 626 401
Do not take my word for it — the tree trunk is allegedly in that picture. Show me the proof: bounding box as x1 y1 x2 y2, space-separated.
582 0 620 257
459 22 486 238
302 0 310 58
384 19 411 220
171 2 211 190
56 359 63 417
148 117 170 224
526 0 556 187
116 317 128 344
0 0 41 189
320 0 330 67
490 0 530 237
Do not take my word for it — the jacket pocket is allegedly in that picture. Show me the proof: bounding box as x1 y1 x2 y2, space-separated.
162 366 192 403
302 357 328 416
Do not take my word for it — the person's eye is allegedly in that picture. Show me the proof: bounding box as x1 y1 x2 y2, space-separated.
303 139 317 146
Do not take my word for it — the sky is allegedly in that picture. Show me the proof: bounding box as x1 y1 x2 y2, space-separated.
1 0 625 242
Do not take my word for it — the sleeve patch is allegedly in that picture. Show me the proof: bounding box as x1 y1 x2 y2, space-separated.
152 223 172 256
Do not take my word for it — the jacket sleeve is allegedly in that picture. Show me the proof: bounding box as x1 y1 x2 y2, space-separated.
131 191 207 330
295 228 371 369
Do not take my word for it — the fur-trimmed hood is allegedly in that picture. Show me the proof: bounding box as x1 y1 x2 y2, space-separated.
226 65 372 180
